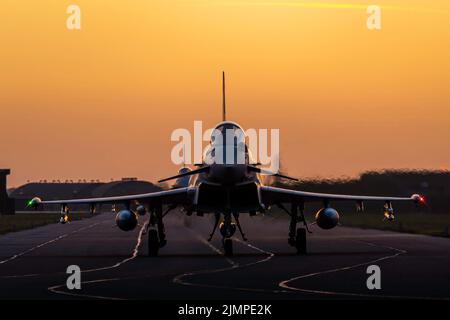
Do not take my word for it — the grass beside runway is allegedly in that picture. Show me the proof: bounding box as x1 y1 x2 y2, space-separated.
267 209 450 238
0 212 95 235
339 212 450 237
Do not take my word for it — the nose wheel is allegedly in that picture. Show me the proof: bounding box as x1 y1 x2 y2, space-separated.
221 213 234 256
223 238 233 256
208 212 246 257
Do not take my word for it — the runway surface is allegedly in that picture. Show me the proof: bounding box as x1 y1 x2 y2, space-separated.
1 211 449 300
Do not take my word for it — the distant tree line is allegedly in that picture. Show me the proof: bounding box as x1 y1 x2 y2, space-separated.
273 170 450 214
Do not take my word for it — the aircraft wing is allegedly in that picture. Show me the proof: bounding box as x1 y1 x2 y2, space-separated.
36 187 196 206
260 185 422 205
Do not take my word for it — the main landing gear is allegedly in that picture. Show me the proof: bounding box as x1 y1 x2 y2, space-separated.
279 202 310 255
147 229 159 256
147 204 169 257
294 227 307 255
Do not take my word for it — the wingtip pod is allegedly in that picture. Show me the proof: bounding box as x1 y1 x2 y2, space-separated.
27 197 42 209
411 194 426 205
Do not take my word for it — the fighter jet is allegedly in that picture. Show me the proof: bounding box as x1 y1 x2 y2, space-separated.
28 73 425 256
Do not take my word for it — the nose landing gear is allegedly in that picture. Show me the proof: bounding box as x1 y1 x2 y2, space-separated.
208 211 247 256
220 213 236 256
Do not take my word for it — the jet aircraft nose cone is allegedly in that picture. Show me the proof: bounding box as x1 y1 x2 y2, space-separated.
209 164 247 184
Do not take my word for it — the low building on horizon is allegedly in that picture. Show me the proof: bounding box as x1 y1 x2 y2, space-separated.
10 178 161 212
0 169 15 215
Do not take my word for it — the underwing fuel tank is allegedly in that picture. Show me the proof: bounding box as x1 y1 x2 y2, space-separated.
115 210 138 231
315 207 340 229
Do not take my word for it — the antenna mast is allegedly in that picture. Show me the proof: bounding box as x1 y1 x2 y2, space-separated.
222 71 226 121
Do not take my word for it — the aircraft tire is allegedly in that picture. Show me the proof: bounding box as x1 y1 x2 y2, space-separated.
148 229 159 257
295 228 307 255
223 238 233 256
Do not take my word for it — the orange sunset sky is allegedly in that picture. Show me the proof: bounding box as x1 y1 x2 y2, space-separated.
1 0 450 187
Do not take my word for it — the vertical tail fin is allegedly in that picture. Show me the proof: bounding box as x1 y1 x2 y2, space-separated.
222 71 226 121
182 143 186 168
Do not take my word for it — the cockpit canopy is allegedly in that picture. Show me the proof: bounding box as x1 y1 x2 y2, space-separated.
205 121 248 165
210 121 245 145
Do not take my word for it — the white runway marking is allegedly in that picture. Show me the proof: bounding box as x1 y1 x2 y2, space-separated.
81 222 146 273
48 278 126 300
173 229 284 294
279 240 450 300
50 220 279 300
236 239 274 267
1 273 41 279
6 213 448 300
0 222 101 266
47 220 148 300
2 219 146 280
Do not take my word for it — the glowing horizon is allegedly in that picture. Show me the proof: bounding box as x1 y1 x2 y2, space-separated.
1 0 450 187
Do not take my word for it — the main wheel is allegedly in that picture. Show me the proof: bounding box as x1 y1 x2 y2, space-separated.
148 229 159 257
223 238 233 256
295 228 307 255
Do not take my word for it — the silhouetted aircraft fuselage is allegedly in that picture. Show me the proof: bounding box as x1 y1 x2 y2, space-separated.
172 121 264 215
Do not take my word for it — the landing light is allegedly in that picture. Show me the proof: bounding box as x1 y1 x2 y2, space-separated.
384 211 395 221
60 214 69 224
